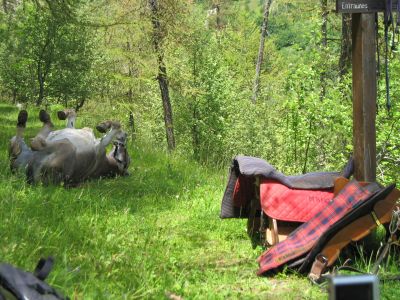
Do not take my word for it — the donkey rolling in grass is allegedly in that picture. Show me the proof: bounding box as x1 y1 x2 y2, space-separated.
9 109 130 186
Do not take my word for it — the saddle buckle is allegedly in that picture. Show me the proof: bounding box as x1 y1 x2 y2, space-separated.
308 254 328 284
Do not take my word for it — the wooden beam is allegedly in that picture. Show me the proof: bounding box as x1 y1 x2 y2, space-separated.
352 13 377 181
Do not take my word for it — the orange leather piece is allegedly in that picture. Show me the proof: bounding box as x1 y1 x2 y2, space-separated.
333 177 370 196
333 177 350 196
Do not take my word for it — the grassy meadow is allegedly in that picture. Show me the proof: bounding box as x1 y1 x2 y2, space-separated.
0 102 399 299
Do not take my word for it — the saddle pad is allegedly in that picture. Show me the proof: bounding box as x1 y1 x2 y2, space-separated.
257 181 380 276
260 179 334 222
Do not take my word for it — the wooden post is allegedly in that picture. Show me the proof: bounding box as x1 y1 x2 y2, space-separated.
352 13 376 182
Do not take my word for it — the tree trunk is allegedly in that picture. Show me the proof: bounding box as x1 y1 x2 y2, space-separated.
192 103 200 160
129 111 135 141
12 88 17 104
149 0 175 151
157 60 175 151
302 118 313 174
214 4 221 30
339 13 352 76
191 47 200 160
320 0 328 100
251 0 272 104
75 98 85 111
36 62 44 106
36 22 55 106
126 41 134 103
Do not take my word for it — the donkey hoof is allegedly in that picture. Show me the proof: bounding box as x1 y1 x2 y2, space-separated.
57 110 67 120
39 110 51 123
57 109 76 120
96 123 108 133
17 110 28 127
112 121 121 130
96 121 120 133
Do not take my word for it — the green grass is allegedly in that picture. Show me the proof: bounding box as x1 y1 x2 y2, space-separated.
0 102 399 299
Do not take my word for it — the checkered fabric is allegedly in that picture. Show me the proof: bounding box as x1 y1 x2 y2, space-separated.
257 181 378 275
260 179 334 222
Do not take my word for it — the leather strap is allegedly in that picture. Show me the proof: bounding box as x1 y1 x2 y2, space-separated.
308 254 328 283
371 210 381 226
308 188 400 281
34 257 54 281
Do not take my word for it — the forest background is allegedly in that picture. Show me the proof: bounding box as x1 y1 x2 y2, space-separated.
1 0 399 181
1 0 400 298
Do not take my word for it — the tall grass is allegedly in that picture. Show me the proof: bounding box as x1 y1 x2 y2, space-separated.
0 103 398 299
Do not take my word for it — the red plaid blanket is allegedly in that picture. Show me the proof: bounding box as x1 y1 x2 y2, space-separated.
257 181 379 275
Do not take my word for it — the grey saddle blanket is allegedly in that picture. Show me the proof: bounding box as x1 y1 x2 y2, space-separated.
220 155 353 219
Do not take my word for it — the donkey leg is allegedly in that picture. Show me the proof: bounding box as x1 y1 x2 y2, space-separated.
16 110 28 137
98 121 121 148
57 109 77 128
30 110 54 151
94 121 122 158
10 110 28 158
96 120 115 133
9 110 32 172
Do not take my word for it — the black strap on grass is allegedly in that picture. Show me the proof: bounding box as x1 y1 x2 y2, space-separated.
33 257 54 281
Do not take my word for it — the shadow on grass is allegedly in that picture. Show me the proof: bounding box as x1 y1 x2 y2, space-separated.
1 110 196 214
1 135 210 274
1 128 207 222
0 103 18 114
0 103 220 289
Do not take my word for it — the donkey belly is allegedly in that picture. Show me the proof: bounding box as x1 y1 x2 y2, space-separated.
42 129 100 182
46 128 98 152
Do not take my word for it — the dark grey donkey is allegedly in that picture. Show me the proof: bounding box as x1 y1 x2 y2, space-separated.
9 109 130 185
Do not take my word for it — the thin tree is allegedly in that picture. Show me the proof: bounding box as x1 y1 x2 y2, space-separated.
251 0 272 104
149 0 175 151
320 0 328 100
36 23 56 106
339 13 352 76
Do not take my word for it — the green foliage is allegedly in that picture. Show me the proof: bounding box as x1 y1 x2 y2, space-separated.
376 53 400 184
0 1 97 108
2 1 399 182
